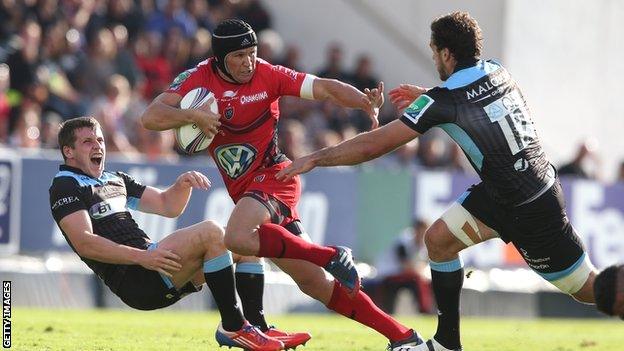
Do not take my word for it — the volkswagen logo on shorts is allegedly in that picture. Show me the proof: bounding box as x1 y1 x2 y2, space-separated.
215 144 257 179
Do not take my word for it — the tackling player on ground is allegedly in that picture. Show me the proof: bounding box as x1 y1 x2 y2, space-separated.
49 117 284 350
141 19 425 351
278 11 602 351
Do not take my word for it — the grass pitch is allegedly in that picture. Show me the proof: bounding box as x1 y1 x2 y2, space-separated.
11 308 622 350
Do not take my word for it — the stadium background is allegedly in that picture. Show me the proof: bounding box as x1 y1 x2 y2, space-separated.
0 0 623 341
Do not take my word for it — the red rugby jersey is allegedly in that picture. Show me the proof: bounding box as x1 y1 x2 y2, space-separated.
166 58 315 201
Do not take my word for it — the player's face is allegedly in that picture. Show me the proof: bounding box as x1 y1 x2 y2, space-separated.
225 46 257 83
430 42 450 81
65 126 106 178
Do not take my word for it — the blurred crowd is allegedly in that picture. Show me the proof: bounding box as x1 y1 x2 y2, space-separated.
0 0 621 182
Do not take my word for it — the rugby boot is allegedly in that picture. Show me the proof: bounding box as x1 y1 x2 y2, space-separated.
264 326 311 349
215 321 284 351
386 330 425 351
324 246 361 298
390 335 462 351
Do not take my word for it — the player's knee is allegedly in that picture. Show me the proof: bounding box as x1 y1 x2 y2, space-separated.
223 227 246 253
424 220 458 259
198 220 225 248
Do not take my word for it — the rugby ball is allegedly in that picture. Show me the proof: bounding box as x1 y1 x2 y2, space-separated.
175 87 218 154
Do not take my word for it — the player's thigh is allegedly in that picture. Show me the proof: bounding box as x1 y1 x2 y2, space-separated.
225 196 271 247
271 257 334 304
156 220 224 287
430 192 501 260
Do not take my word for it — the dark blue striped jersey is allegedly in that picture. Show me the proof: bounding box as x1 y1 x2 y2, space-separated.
400 60 554 205
49 165 148 292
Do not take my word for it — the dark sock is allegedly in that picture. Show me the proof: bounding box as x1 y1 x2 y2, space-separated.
327 281 412 342
257 223 336 266
236 262 268 331
204 252 245 332
430 258 464 349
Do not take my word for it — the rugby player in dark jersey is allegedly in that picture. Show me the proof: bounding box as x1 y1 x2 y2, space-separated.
278 11 603 351
49 117 284 351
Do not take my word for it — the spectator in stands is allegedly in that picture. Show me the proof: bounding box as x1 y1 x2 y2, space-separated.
90 74 137 155
558 139 600 180
317 42 350 82
185 28 212 69
617 161 624 184
145 0 196 38
371 218 434 315
257 29 284 63
235 0 272 33
418 134 448 169
374 140 421 172
6 18 42 97
78 27 119 98
278 119 309 161
446 144 473 174
186 0 216 32
111 24 144 89
134 30 173 100
162 26 192 73
350 54 379 92
9 101 41 148
278 45 302 72
348 54 380 132
313 129 342 151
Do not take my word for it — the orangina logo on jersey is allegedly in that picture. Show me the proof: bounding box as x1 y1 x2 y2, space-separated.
214 144 257 179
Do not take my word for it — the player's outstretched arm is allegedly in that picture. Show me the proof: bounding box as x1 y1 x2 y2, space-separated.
276 120 420 180
59 211 182 277
138 171 211 218
312 78 382 129
141 92 221 137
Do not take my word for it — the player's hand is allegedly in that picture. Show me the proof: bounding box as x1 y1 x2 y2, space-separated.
275 156 317 181
138 247 182 278
176 171 211 190
388 84 429 111
362 81 384 129
190 97 221 137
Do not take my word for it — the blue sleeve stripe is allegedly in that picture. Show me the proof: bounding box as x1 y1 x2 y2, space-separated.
203 251 233 273
235 262 265 274
430 257 464 272
127 197 140 210
146 242 175 288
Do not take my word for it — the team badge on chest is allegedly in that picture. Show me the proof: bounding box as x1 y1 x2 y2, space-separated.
224 106 235 120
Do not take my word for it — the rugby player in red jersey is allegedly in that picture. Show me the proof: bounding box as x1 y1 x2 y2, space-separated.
141 18 424 351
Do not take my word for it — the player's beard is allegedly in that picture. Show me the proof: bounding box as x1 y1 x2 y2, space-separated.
437 64 450 81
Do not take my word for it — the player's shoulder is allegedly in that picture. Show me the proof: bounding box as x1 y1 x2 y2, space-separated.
49 171 86 197
421 87 450 103
256 58 302 77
